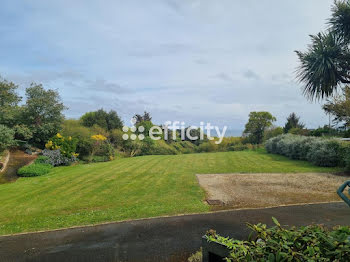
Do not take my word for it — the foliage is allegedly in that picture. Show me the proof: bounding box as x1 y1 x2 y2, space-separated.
17 163 52 177
243 112 276 144
60 119 94 157
80 109 123 131
0 125 15 151
329 0 350 42
296 1 350 100
307 139 346 167
323 86 350 128
264 127 284 141
34 156 49 164
197 141 218 153
288 127 309 136
0 78 21 127
45 133 78 158
21 84 66 147
265 134 349 167
88 134 114 162
205 218 350 261
187 248 202 262
133 111 152 125
42 149 77 166
147 139 178 155
109 129 125 147
284 113 305 133
308 125 343 137
13 124 33 141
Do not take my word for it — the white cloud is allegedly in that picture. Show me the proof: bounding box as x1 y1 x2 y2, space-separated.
0 0 335 129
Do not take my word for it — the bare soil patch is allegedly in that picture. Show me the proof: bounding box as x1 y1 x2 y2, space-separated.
196 173 349 210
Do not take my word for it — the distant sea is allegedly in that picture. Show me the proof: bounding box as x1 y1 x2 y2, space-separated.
203 129 243 137
224 129 243 137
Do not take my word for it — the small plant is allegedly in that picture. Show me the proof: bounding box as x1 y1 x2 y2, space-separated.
205 218 350 261
18 163 53 177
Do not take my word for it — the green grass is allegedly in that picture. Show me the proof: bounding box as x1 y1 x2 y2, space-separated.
0 150 339 235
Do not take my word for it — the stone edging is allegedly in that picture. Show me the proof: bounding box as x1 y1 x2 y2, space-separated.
0 151 10 173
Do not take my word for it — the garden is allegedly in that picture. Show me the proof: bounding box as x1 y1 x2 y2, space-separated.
1 1 350 261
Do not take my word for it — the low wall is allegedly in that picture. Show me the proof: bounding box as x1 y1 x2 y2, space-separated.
0 151 10 173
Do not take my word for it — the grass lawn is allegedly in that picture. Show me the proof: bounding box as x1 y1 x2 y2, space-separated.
0 150 340 235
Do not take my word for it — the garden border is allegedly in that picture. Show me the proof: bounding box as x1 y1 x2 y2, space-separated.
0 151 10 173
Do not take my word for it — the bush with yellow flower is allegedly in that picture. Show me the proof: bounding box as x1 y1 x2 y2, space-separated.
89 134 114 162
45 133 78 158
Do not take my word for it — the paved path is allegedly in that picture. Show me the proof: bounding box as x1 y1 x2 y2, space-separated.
0 202 349 262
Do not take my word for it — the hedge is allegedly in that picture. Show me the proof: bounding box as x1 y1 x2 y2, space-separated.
17 163 53 177
265 134 350 168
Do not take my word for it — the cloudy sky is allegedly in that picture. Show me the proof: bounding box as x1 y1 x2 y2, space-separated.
0 0 335 132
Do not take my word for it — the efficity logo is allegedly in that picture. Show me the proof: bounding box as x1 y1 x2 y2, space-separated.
122 118 227 144
122 118 145 140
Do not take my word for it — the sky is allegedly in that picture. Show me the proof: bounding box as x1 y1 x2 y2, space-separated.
0 0 335 132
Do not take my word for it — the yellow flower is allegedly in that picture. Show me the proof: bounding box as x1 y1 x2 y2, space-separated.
56 133 63 138
68 136 72 141
45 140 53 149
91 134 107 141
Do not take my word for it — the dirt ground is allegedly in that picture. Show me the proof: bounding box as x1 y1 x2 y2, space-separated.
196 173 350 209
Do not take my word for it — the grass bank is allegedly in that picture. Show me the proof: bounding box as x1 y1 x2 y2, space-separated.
0 150 339 235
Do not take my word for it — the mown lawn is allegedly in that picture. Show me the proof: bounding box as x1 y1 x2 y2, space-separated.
0 150 339 235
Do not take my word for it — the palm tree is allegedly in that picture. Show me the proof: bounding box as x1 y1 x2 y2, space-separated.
296 0 350 100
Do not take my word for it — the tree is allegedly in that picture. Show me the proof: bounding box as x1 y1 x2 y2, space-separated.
243 112 276 144
264 126 283 141
106 110 123 130
133 111 152 125
81 109 123 131
296 1 350 100
323 86 350 128
0 78 21 127
22 83 66 146
0 125 15 151
284 113 305 133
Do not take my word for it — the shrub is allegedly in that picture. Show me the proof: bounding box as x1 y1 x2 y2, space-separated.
149 140 178 155
42 149 77 166
109 129 125 148
18 163 52 177
0 125 15 151
205 218 350 261
13 124 33 141
61 119 94 157
45 133 78 158
263 126 283 141
307 139 344 167
35 156 49 164
89 134 115 161
265 134 348 167
197 142 218 153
